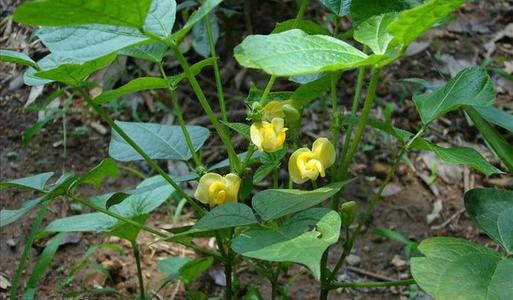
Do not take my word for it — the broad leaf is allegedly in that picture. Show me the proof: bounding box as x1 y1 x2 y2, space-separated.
474 106 513 133
464 106 513 174
33 54 116 86
411 237 513 299
253 162 279 185
109 121 209 161
292 73 333 105
465 188 513 254
172 0 223 42
234 29 370 76
13 0 153 27
362 117 502 175
0 49 38 69
70 159 120 191
0 172 54 192
272 19 329 35
221 122 250 140
253 181 348 221
320 0 351 16
144 0 177 38
413 66 495 125
45 175 174 234
37 25 147 61
192 12 219 58
231 208 341 280
0 198 41 227
118 42 168 63
157 257 191 283
353 13 399 55
95 77 169 104
167 203 257 241
350 0 410 26
178 257 213 285
388 0 466 45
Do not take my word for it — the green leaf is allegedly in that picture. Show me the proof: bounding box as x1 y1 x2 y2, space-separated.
70 159 120 191
109 121 210 161
320 0 352 16
167 203 257 241
167 57 216 88
350 0 410 26
45 175 174 234
178 257 213 285
411 237 513 300
363 117 502 176
25 233 66 299
353 13 399 55
465 188 513 254
231 208 341 280
144 0 177 38
118 42 168 63
208 151 265 171
157 257 191 283
0 198 41 227
221 121 250 140
95 77 169 104
33 54 117 86
413 66 495 125
474 106 513 133
0 172 54 192
388 0 466 45
37 25 147 62
13 0 153 27
234 29 371 76
253 162 279 185
192 12 219 58
253 181 349 221
291 73 333 105
0 49 38 69
464 106 513 174
272 19 329 35
172 0 222 42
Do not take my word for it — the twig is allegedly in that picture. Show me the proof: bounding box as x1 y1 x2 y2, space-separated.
430 208 465 230
346 266 395 282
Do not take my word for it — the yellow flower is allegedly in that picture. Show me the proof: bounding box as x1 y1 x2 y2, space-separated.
289 137 336 184
262 100 300 127
250 117 287 153
194 173 241 206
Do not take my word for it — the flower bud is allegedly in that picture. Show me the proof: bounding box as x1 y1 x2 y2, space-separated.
194 173 241 207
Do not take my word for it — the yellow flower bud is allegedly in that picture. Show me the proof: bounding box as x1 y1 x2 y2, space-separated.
250 117 288 153
194 173 241 206
288 137 336 184
262 100 301 128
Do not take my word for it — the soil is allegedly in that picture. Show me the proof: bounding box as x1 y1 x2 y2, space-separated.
1 0 512 299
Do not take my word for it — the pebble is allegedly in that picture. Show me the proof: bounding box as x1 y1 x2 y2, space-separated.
6 239 16 248
345 254 361 266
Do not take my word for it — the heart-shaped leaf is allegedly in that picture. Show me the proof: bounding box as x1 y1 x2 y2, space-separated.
14 0 153 27
388 0 466 46
231 208 341 280
413 66 495 125
109 121 209 161
464 188 513 254
253 181 348 221
411 237 513 299
234 29 371 76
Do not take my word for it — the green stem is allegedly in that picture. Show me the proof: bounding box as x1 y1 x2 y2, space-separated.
341 53 367 163
79 88 207 216
327 125 427 284
329 278 415 289
225 259 233 300
243 145 256 169
293 0 309 27
273 169 279 188
9 202 49 300
205 12 228 125
330 72 340 176
119 165 147 180
131 240 146 300
159 63 202 169
170 46 241 173
259 75 277 106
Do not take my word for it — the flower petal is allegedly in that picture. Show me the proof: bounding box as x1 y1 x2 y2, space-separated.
250 122 264 151
288 148 311 184
312 137 336 168
194 173 223 204
224 173 241 203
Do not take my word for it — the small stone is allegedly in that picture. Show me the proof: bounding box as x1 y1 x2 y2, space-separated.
0 274 11 290
391 255 407 269
6 238 16 248
363 246 370 253
345 254 361 266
